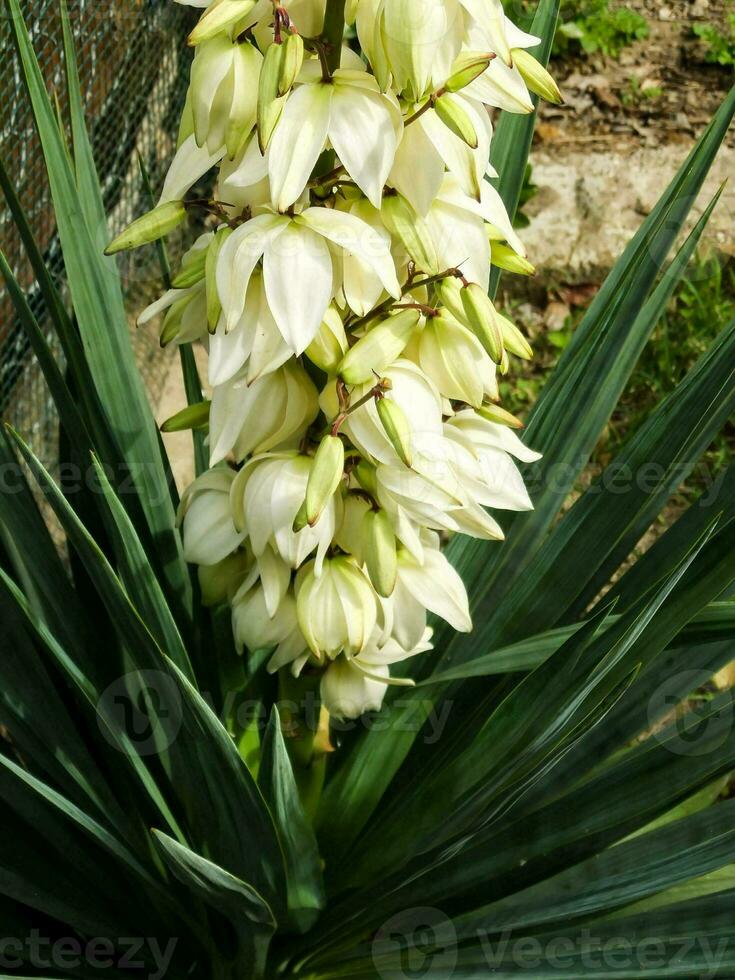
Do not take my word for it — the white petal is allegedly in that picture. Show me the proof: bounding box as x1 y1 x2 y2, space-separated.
399 548 472 633
268 82 333 212
300 207 401 298
329 83 402 208
159 135 225 204
389 120 444 216
216 213 287 330
263 223 334 354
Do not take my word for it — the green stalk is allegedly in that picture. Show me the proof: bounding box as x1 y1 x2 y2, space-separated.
277 670 326 818
322 0 346 73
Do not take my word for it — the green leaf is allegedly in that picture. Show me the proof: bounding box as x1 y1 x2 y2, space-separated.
448 87 735 646
153 830 275 980
88 454 194 680
5 0 191 614
479 312 735 647
259 709 325 929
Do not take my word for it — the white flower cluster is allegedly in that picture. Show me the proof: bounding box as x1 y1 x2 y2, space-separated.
111 0 560 718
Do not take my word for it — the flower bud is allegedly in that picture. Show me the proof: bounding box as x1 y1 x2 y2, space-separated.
376 396 413 467
363 509 397 597
296 557 378 659
434 94 478 148
305 435 345 527
491 243 535 276
171 246 207 288
444 53 493 93
437 276 467 323
161 400 211 433
105 201 186 255
355 460 379 497
339 309 421 385
278 32 304 96
306 307 348 374
511 48 563 105
497 310 533 360
188 0 257 46
477 402 525 429
381 194 438 275
461 283 504 363
257 41 288 154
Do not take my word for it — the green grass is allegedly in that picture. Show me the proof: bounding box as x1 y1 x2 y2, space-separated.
694 13 735 68
553 0 649 58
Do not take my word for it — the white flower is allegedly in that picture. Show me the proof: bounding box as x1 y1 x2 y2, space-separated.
232 583 307 670
417 311 498 407
391 544 471 650
208 360 318 465
216 208 401 352
189 36 262 157
179 468 245 566
231 453 343 573
269 68 403 211
295 556 379 659
320 627 431 719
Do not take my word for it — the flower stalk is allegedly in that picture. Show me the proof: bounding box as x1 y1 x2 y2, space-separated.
118 0 560 728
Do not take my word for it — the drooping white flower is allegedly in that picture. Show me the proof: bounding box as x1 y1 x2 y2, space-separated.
208 359 318 465
189 36 262 157
179 468 246 566
231 453 343 573
320 627 431 719
391 543 472 650
295 556 379 660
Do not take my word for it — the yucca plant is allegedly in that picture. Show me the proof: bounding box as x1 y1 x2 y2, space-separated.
2 0 735 976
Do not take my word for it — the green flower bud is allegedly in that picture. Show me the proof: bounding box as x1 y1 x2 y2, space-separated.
434 93 478 148
460 283 504 363
278 32 304 96
188 0 256 46
477 402 525 429
437 276 467 324
206 227 232 332
105 201 186 255
363 509 397 597
381 193 438 275
496 311 533 360
257 42 288 153
305 435 345 526
306 307 348 373
161 400 211 433
355 460 379 497
511 48 563 105
171 246 207 288
339 309 421 385
159 294 194 347
444 52 493 93
376 396 413 467
491 243 535 276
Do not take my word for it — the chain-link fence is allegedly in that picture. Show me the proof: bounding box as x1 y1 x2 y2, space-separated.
1 0 194 469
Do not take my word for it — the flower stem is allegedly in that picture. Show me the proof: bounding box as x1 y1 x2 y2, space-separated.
322 0 346 74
